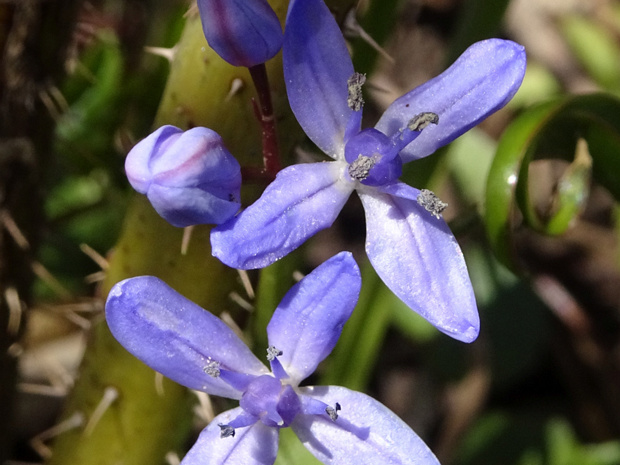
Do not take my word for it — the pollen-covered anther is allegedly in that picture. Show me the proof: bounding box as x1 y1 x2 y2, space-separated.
266 345 283 361
408 112 439 132
325 402 341 421
348 155 375 181
417 189 448 219
203 360 221 378
218 423 235 438
347 72 366 111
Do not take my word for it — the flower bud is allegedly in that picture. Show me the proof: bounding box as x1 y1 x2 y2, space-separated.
125 125 241 227
197 0 283 67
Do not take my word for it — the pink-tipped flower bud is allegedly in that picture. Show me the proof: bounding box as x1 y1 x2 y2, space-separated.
197 0 283 67
125 125 241 227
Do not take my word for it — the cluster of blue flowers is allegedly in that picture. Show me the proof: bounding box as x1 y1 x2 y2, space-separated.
110 0 526 464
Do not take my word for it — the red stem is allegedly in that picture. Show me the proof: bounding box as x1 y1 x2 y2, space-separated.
248 64 281 175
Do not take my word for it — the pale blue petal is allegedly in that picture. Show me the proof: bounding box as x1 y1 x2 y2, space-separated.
149 127 240 190
147 184 240 227
267 252 361 384
375 39 526 163
358 186 479 342
181 408 278 465
125 126 241 227
211 162 354 269
292 385 440 465
283 0 354 159
125 125 181 193
197 0 282 67
105 276 269 399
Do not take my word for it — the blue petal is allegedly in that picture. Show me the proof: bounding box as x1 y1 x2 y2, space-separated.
358 185 479 342
292 385 440 465
283 0 354 159
126 126 242 227
267 252 361 384
197 0 283 67
125 125 181 193
147 184 240 227
211 162 354 269
375 39 526 163
105 276 269 399
181 407 278 465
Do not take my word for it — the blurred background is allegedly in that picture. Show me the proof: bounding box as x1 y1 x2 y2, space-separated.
2 0 620 464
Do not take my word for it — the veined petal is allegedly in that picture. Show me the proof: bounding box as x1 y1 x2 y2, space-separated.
125 125 181 193
105 276 268 399
211 162 354 269
267 252 361 384
147 184 240 227
181 408 278 465
150 127 241 189
283 0 354 159
197 0 283 67
375 39 526 163
358 186 479 342
292 385 440 465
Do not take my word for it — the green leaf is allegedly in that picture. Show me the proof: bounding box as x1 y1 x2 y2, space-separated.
484 93 620 271
561 15 620 92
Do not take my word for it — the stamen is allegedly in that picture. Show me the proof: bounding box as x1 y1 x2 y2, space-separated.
325 402 341 421
266 345 283 361
347 72 366 111
348 155 375 181
408 112 439 132
203 360 221 378
417 189 448 219
218 423 235 438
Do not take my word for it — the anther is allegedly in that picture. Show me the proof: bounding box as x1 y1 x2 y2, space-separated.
203 360 221 378
348 155 375 181
218 423 235 438
347 72 366 111
417 189 448 219
408 112 439 132
325 402 341 421
266 345 283 361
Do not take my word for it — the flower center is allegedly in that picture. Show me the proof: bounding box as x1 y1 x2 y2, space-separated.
344 128 402 186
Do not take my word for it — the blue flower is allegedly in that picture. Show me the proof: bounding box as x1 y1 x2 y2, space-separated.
106 252 440 465
125 125 241 227
211 0 527 343
196 0 283 67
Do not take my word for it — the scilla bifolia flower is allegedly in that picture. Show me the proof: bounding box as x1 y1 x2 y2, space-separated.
211 0 527 343
105 252 440 465
197 0 283 67
125 125 241 227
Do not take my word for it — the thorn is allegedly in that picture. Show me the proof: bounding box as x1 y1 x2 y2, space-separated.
165 452 181 465
344 8 395 64
229 291 254 312
83 386 119 436
5 286 23 336
192 390 215 424
30 411 84 459
155 372 165 397
84 270 106 284
18 383 67 397
80 243 108 270
220 311 245 342
0 209 30 250
225 78 245 102
237 269 254 299
31 261 72 298
144 45 177 63
181 225 194 255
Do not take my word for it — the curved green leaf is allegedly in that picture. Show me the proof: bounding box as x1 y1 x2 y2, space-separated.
485 93 620 271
